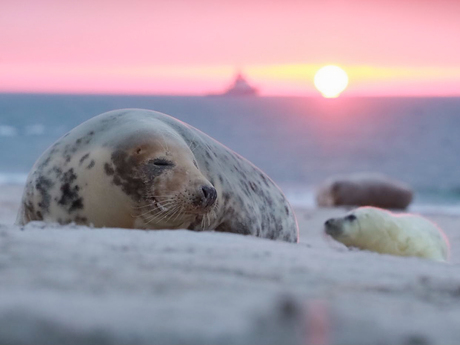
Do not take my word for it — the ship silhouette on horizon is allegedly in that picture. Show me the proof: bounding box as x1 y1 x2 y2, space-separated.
208 72 259 96
222 72 258 96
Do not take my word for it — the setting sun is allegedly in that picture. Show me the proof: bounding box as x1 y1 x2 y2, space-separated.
314 65 349 98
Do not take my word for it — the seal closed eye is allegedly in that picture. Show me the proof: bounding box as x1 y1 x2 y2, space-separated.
152 158 174 167
345 214 357 221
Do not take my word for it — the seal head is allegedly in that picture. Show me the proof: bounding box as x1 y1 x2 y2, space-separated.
103 126 218 228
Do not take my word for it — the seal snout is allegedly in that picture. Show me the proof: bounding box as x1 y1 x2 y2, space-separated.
325 219 333 227
197 185 217 209
324 218 343 237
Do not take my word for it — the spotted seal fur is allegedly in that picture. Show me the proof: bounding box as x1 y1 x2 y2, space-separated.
16 109 299 242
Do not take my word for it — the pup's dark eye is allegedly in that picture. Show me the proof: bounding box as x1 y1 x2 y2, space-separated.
152 158 173 167
345 214 357 221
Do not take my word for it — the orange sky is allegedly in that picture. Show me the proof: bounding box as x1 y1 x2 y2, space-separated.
1 0 460 96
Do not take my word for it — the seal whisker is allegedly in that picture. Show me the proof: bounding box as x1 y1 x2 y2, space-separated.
206 212 211 229
206 210 215 229
132 202 162 210
149 202 183 224
144 208 170 225
164 208 177 223
140 207 163 220
200 215 205 230
133 199 177 215
142 193 176 200
143 195 175 200
151 197 177 204
132 203 156 211
166 205 182 223
172 206 184 223
140 194 177 204
204 213 209 230
135 200 176 213
162 204 178 221
139 200 178 219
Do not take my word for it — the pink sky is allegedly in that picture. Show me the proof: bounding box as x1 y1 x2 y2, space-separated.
1 0 460 96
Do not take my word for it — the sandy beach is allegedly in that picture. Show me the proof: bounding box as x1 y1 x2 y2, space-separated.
2 183 460 344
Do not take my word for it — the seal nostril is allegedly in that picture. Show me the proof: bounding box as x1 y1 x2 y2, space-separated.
202 186 209 199
325 219 332 226
201 185 217 207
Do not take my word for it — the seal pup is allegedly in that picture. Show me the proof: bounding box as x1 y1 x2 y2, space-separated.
324 207 449 262
316 173 413 209
16 109 298 242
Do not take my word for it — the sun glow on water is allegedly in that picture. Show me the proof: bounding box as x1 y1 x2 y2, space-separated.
314 65 349 98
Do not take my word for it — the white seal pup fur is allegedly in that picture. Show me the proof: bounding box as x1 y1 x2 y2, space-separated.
16 109 298 242
316 172 413 210
324 207 449 262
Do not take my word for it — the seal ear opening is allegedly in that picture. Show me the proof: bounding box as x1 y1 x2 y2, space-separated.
136 148 142 155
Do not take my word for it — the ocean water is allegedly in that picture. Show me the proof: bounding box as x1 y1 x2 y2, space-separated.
1 93 460 211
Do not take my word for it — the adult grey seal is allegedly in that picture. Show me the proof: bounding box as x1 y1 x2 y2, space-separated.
16 109 299 242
